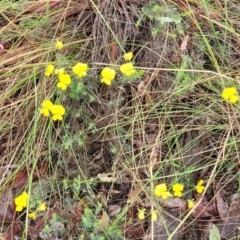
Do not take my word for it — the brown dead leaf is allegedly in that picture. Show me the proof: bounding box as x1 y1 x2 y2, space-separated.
180 35 189 51
108 205 121 217
125 224 146 239
206 198 218 216
215 194 240 238
215 189 229 219
152 211 181 240
98 211 110 229
191 201 213 218
127 185 143 205
163 197 187 212
70 201 84 224
6 219 21 240
12 168 28 189
0 189 14 223
137 81 146 96
97 173 116 182
110 41 117 63
149 145 159 165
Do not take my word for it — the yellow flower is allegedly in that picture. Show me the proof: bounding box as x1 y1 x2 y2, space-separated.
172 183 184 197
151 210 158 222
54 68 65 75
187 199 195 209
57 82 67 90
44 64 54 77
100 67 116 85
38 203 47 212
57 73 71 90
161 191 172 199
55 39 63 50
72 63 88 77
101 67 116 81
154 183 172 200
123 52 133 61
222 87 239 103
40 100 54 117
138 209 145 220
195 179 205 194
101 78 112 86
51 104 65 121
28 212 36 220
120 62 136 76
15 191 28 212
58 73 71 85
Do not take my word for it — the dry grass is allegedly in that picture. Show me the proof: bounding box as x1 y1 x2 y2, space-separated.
0 0 240 239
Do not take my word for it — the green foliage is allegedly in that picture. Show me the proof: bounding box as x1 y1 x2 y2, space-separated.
122 69 145 83
68 76 89 101
40 213 67 239
137 1 183 36
80 204 123 240
175 56 199 95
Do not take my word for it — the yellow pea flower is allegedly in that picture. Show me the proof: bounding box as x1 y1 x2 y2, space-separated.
187 199 195 209
138 209 145 220
222 87 239 103
55 68 65 75
40 100 54 117
72 63 88 77
57 73 71 90
57 82 67 90
51 104 65 121
44 64 54 77
154 183 172 200
151 210 158 222
100 67 116 85
55 39 63 50
58 73 71 85
15 191 28 212
123 52 133 61
28 212 37 220
38 203 47 212
172 183 184 197
195 179 205 194
101 67 116 81
101 78 112 86
120 62 136 76
161 191 172 200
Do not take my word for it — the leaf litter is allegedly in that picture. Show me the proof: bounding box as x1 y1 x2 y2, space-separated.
1 0 240 239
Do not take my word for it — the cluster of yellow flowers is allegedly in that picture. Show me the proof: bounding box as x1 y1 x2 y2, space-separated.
137 180 205 221
44 40 89 91
138 209 158 222
100 51 136 86
222 87 239 103
154 180 205 200
14 191 46 220
44 63 89 91
41 40 90 120
40 100 65 121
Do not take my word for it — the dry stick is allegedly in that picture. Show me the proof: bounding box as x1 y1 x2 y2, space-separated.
149 118 166 239
93 62 233 80
167 128 231 240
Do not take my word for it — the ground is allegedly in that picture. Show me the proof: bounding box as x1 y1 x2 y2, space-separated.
0 0 240 239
